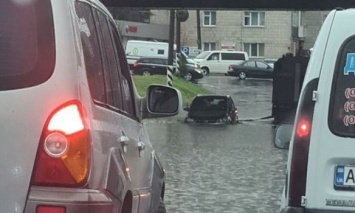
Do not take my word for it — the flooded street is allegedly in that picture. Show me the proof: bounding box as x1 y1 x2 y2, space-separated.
145 76 289 213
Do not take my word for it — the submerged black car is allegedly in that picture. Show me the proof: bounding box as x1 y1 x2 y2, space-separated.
184 95 238 124
226 60 274 80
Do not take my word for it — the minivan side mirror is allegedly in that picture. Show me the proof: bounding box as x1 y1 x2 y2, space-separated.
274 124 293 149
144 85 182 117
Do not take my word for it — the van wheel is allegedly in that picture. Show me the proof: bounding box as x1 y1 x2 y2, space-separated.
157 198 166 213
238 72 246 80
184 72 193 81
201 67 209 75
142 69 152 76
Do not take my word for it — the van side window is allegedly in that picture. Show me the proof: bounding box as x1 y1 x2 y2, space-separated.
94 10 123 109
157 49 164 55
221 53 246 60
109 22 136 118
329 38 355 136
75 2 106 104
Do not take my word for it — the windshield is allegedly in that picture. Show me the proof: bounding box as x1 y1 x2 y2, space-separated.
194 51 210 59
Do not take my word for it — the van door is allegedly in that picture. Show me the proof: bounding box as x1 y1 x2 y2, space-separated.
76 2 129 204
205 52 221 73
303 10 355 211
110 22 155 212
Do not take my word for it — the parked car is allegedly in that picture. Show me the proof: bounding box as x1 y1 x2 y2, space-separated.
194 50 249 75
132 57 170 75
184 58 204 81
226 60 274 80
275 8 355 213
0 1 182 212
132 57 204 81
184 95 238 124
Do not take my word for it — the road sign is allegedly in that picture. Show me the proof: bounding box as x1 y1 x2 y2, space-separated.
181 46 189 56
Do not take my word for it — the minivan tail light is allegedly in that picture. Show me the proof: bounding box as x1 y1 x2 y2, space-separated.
37 206 66 213
32 101 90 187
288 79 318 207
296 119 311 138
48 105 85 135
133 61 139 68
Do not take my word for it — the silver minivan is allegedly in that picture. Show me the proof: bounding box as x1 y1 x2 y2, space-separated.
194 50 249 75
0 0 181 212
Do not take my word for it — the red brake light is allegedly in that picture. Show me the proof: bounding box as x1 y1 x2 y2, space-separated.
296 119 310 137
37 206 66 213
32 101 90 187
48 104 85 135
133 61 139 68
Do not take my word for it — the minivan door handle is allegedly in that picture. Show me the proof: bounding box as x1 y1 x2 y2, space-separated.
138 141 145 151
119 131 130 153
137 138 145 157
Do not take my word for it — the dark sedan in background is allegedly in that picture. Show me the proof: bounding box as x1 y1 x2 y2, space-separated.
226 60 274 80
131 57 204 81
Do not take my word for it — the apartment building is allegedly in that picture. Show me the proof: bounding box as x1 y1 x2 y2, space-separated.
151 10 292 59
150 10 329 60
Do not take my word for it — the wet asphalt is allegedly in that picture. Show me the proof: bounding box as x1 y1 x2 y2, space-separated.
145 75 289 213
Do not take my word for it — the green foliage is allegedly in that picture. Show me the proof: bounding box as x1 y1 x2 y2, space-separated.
132 75 210 104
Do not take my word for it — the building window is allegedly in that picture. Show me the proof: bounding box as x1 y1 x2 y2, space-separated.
244 12 265 26
292 11 302 27
244 43 265 58
203 42 216 51
203 11 216 26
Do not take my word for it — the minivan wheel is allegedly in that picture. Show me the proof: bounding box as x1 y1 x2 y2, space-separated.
201 67 209 75
142 69 152 76
238 72 246 80
184 72 193 81
157 198 166 213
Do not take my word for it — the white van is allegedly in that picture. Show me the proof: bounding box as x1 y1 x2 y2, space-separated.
276 8 355 213
194 50 249 75
0 1 181 213
125 40 174 66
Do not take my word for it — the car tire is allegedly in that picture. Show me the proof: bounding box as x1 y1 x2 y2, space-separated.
142 69 152 76
184 72 193 81
238 71 246 80
157 198 166 213
201 67 209 76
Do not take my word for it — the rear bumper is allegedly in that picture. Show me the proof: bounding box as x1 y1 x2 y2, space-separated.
25 187 118 213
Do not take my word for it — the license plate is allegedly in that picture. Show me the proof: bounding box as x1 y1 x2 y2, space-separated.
335 165 355 190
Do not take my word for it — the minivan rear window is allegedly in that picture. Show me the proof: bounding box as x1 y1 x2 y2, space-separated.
0 1 54 90
329 37 355 137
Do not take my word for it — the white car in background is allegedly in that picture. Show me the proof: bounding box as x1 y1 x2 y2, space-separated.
194 50 249 75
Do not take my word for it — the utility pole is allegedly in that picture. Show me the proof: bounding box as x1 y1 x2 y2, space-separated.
196 10 202 50
176 19 181 54
168 9 175 66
